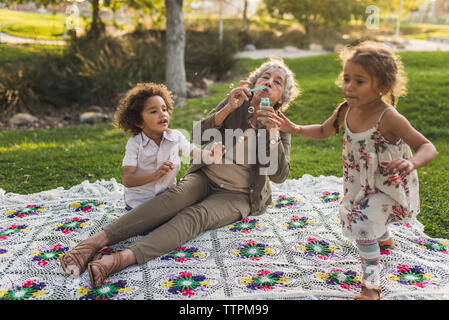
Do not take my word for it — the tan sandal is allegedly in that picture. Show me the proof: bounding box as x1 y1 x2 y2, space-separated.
378 237 395 249
354 284 382 300
87 252 127 289
59 239 102 277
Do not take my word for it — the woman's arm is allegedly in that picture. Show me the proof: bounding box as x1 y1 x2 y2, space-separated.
122 163 174 188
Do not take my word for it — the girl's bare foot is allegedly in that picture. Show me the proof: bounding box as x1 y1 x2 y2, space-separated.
89 249 136 288
355 285 382 300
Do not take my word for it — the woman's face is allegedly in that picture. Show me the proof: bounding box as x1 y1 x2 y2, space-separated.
253 67 287 106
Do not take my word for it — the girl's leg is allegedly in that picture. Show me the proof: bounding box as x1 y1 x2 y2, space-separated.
355 239 382 299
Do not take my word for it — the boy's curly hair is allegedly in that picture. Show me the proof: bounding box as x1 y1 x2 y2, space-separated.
114 83 174 135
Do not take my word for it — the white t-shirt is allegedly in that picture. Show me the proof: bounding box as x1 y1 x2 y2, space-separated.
122 129 194 209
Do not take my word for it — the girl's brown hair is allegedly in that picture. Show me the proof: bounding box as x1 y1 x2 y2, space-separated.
114 82 174 135
333 41 407 134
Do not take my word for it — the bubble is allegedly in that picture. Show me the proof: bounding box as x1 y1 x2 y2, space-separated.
248 106 255 114
229 83 235 89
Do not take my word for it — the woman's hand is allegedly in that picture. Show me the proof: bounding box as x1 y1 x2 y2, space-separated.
226 80 252 111
256 106 280 130
381 159 415 177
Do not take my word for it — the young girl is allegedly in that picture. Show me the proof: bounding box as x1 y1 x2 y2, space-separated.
263 41 438 300
115 82 223 210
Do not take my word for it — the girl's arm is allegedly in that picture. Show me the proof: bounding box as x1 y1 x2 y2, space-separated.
261 103 348 140
379 111 438 175
122 162 174 188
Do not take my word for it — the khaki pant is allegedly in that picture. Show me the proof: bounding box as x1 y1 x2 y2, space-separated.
103 171 251 265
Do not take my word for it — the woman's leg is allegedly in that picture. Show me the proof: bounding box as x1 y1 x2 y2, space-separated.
128 189 251 264
103 171 211 245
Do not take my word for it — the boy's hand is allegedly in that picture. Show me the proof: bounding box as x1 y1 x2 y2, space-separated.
155 161 174 178
381 159 415 176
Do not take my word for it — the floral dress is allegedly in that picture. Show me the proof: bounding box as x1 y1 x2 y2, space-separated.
339 107 420 240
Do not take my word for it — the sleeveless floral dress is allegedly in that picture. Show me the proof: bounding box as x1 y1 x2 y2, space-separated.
339 107 420 240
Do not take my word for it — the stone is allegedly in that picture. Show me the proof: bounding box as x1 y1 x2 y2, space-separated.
201 78 214 90
243 44 256 51
309 43 324 51
8 113 39 127
86 105 103 113
80 112 108 124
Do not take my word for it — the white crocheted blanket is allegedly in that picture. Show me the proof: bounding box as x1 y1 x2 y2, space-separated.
1 175 449 300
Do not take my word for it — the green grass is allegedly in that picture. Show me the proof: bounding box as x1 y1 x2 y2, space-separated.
0 43 65 64
1 52 448 239
0 9 70 40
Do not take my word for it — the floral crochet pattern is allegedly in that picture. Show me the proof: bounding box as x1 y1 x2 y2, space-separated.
317 269 362 290
296 237 339 260
319 191 342 203
160 246 206 263
53 217 89 234
240 270 289 291
0 224 29 240
414 238 448 254
387 265 437 288
30 244 69 267
5 205 46 219
230 240 275 261
70 200 105 213
271 195 301 209
77 280 131 300
0 279 48 300
161 271 212 297
282 216 314 230
225 218 262 234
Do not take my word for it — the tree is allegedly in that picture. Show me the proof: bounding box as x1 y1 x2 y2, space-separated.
165 0 187 103
263 0 370 36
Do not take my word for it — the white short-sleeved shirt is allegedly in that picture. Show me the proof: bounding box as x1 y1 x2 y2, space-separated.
122 129 194 209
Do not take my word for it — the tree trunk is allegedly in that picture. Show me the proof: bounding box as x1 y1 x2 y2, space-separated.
165 0 187 104
89 0 104 37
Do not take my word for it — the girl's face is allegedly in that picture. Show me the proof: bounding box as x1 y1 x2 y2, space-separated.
138 95 170 137
342 61 382 109
253 67 286 106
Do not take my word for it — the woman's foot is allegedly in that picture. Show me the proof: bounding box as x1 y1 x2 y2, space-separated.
88 249 136 288
60 231 109 277
354 284 382 300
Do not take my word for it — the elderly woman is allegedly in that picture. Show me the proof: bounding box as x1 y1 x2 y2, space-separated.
60 58 300 288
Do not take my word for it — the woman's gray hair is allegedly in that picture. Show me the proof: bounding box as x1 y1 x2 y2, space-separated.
246 57 300 111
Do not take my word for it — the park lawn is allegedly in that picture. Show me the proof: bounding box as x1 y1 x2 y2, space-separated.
0 9 69 40
0 43 65 64
0 51 448 238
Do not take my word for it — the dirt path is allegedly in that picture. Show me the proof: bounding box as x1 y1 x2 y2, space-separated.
0 32 66 45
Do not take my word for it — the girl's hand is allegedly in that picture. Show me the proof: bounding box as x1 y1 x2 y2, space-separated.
260 111 297 135
381 159 415 176
226 80 252 111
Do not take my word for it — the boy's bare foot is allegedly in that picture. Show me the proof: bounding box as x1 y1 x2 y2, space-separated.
354 284 382 300
89 249 136 288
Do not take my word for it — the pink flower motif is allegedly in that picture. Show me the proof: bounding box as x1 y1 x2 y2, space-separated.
257 270 271 276
182 288 195 297
26 205 34 208
179 272 192 277
241 218 250 223
442 251 448 255
9 225 18 229
317 254 328 260
17 214 27 218
246 240 256 245
411 282 425 288
82 207 91 212
176 247 187 251
72 217 80 221
38 260 48 267
249 257 260 261
62 229 71 234
23 280 36 288
260 285 272 291
380 249 391 255
397 265 410 273
291 216 299 221
307 237 318 243
52 244 62 250
174 258 187 262
340 283 351 290
330 269 343 273
241 230 251 234
0 236 7 240
279 195 286 199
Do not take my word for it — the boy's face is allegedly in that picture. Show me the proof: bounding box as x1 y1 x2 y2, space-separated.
138 95 170 137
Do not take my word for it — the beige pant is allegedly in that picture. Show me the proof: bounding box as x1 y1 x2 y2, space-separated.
103 171 251 265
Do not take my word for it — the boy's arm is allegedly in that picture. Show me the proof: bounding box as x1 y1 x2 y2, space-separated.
122 163 173 188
